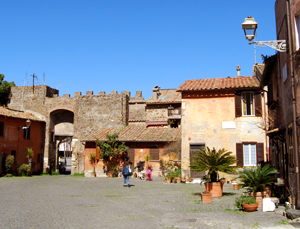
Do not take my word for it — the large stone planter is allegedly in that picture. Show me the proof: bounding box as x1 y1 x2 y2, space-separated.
205 182 223 197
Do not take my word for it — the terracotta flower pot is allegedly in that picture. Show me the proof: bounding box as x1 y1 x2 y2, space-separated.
242 203 258 212
108 173 114 178
205 182 223 197
201 192 212 204
233 183 238 190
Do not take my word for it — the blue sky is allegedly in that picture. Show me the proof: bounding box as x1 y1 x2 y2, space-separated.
1 0 277 99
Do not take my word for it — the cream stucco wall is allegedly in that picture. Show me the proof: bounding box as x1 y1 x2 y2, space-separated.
181 95 267 178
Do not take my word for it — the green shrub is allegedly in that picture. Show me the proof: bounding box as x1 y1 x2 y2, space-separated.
5 155 14 173
234 194 256 209
4 174 14 177
41 172 48 175
18 164 31 176
51 170 59 175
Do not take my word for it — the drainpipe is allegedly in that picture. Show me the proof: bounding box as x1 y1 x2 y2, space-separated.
286 0 299 208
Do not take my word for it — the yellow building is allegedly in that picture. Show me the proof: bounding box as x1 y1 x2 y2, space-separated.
177 76 268 179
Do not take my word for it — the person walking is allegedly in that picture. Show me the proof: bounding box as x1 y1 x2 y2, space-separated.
122 161 131 187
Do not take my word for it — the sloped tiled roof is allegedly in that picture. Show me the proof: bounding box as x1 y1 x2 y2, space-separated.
177 76 260 92
81 124 181 142
0 106 45 121
147 89 181 104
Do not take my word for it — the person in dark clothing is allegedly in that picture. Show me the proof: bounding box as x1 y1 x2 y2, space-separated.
122 161 131 187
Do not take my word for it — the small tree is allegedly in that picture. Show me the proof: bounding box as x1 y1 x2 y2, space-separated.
26 148 34 159
0 74 15 106
190 147 237 182
5 155 14 174
96 132 128 175
88 152 97 176
26 148 34 167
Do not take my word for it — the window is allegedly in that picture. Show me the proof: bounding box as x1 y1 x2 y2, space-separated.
242 92 254 116
236 143 264 167
243 144 256 166
190 144 206 178
0 122 3 137
127 148 134 162
23 127 30 139
235 92 262 117
149 146 159 160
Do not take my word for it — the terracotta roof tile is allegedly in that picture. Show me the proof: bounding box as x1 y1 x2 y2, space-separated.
81 124 181 142
147 89 181 104
0 106 45 121
177 76 260 92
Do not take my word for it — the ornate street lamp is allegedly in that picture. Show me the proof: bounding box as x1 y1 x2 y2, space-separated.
242 16 286 52
18 119 31 130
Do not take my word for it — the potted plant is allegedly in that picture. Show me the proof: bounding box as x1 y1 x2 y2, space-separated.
190 147 237 197
26 148 34 166
235 194 258 212
96 132 128 177
88 151 97 177
5 155 14 175
236 164 278 208
201 191 212 204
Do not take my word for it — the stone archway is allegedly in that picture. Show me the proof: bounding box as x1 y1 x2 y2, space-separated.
49 109 74 173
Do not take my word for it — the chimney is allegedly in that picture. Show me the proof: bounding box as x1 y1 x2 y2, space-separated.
236 65 241 77
152 85 160 100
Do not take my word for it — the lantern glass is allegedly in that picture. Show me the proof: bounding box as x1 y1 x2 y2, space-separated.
242 16 257 41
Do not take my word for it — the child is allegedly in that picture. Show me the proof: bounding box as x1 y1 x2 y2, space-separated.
146 167 152 181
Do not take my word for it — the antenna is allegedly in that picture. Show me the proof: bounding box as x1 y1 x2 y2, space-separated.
24 73 27 86
43 73 45 85
31 73 38 94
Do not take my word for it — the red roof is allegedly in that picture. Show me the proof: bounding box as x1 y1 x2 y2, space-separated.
177 76 260 92
147 89 181 104
81 124 181 142
0 106 45 121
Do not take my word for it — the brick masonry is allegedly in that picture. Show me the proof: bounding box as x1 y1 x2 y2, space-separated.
8 85 131 173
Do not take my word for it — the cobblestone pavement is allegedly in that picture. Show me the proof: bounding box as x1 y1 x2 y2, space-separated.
0 176 297 229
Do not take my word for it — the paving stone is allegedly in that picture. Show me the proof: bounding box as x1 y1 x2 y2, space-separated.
0 176 295 228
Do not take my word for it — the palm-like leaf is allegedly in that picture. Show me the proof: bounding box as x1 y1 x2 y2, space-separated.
236 164 278 192
190 147 237 182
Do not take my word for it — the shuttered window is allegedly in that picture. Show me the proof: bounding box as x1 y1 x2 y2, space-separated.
236 143 264 166
235 92 262 117
149 147 159 160
127 148 134 162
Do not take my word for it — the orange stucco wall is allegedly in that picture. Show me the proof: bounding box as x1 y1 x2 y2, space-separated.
84 142 170 177
181 91 267 178
0 116 45 174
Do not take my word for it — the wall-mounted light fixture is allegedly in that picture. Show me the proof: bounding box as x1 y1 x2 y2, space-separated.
242 16 286 52
18 119 31 130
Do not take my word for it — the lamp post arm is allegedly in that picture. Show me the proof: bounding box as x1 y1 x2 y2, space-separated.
249 40 286 52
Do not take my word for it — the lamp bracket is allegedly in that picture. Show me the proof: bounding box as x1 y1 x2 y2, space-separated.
249 40 286 52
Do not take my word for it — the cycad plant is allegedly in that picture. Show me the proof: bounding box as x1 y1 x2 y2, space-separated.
190 147 237 182
236 164 278 193
89 152 97 175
